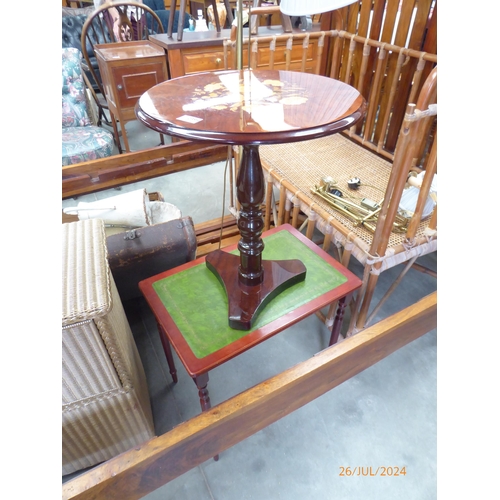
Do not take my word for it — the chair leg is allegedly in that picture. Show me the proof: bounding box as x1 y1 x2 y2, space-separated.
284 196 291 225
363 256 419 328
277 186 286 226
209 0 221 31
355 269 381 330
224 0 233 24
167 0 176 37
291 203 300 229
177 0 188 41
264 177 273 231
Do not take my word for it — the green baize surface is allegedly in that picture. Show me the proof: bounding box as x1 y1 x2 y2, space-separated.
152 230 347 358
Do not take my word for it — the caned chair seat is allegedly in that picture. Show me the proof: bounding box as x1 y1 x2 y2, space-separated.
260 133 436 270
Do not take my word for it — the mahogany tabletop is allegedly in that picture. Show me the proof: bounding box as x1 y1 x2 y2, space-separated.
135 69 366 145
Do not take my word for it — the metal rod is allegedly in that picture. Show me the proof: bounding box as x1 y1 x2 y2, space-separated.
236 0 243 70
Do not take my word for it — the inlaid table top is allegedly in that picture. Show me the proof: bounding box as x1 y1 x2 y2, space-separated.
135 69 366 145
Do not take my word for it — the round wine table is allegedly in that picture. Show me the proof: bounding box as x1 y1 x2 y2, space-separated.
136 69 366 329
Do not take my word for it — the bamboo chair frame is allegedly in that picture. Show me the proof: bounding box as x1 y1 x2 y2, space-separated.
257 32 437 336
222 30 334 74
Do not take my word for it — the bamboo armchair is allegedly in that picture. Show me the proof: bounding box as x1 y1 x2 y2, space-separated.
256 33 437 336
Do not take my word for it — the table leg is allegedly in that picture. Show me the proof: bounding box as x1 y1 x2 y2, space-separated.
193 372 211 412
193 373 219 461
205 144 306 330
329 295 350 346
157 322 178 383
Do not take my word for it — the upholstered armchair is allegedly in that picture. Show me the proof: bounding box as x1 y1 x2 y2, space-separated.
62 47 114 166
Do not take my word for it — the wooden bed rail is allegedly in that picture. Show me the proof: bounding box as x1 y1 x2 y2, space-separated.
62 291 437 500
62 141 228 199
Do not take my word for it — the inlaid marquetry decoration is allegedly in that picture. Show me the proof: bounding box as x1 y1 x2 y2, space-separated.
186 74 309 113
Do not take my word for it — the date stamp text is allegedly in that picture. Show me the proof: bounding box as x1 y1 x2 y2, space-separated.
339 466 407 477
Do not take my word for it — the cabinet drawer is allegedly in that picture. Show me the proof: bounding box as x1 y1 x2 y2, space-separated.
181 49 226 75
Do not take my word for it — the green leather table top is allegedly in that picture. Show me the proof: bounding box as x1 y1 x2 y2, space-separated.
152 229 348 359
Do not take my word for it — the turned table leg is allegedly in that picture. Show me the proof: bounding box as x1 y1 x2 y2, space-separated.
329 296 348 346
157 322 178 383
193 372 219 461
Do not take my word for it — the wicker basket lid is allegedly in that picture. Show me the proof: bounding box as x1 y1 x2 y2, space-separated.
62 219 112 326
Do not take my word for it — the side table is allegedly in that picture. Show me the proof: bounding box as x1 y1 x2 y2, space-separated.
94 40 168 152
136 69 365 329
139 225 362 417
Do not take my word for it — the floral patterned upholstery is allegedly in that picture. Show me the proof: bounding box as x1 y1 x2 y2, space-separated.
62 48 114 166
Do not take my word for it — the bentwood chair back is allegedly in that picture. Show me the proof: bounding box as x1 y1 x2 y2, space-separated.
80 1 164 147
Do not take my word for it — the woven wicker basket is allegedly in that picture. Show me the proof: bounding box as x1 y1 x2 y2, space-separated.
62 219 154 475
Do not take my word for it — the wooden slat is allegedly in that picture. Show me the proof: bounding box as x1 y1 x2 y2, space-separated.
329 28 436 158
62 292 436 500
393 0 417 47
380 0 401 43
372 48 403 147
407 0 433 50
421 0 437 54
368 0 387 40
62 141 228 199
196 234 242 256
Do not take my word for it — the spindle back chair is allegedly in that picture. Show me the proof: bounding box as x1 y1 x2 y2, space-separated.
81 1 164 150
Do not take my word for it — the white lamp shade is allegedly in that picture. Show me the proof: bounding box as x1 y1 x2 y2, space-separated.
280 0 357 16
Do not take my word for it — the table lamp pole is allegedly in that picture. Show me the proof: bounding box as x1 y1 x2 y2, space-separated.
236 0 243 70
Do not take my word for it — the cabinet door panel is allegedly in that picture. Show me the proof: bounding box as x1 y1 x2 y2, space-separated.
112 62 166 108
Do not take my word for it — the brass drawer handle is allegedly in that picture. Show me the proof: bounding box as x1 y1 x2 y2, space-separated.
117 84 123 90
215 57 221 66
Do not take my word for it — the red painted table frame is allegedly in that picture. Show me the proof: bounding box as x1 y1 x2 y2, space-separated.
139 225 362 414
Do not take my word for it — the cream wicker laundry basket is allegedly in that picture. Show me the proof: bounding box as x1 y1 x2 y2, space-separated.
62 219 155 475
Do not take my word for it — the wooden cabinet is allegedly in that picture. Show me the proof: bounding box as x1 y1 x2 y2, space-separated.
150 27 326 79
95 41 168 152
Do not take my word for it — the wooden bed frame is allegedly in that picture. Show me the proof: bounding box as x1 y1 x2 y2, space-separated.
62 291 437 500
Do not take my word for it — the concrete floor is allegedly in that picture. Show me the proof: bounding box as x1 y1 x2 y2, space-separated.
62 119 437 499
